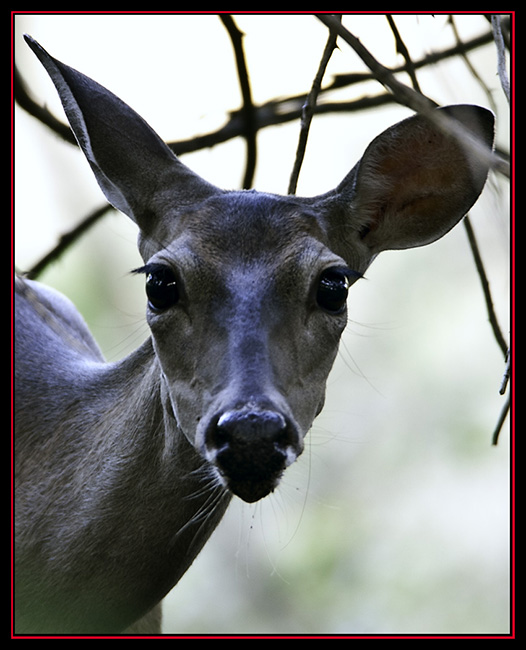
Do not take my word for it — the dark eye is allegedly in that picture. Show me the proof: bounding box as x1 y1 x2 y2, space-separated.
316 268 350 314
145 265 179 311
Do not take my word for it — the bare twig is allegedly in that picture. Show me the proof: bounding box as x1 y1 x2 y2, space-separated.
462 217 508 358
316 14 436 114
170 92 397 156
328 18 508 90
23 204 114 280
316 14 508 179
288 15 340 195
500 348 511 396
16 20 504 161
492 394 510 446
447 15 498 116
219 14 257 189
492 349 511 445
385 15 421 92
15 20 506 167
14 65 76 145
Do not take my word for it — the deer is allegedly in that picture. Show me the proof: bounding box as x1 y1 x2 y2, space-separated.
14 35 495 635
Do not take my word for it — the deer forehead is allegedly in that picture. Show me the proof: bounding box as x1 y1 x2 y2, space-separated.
147 190 344 282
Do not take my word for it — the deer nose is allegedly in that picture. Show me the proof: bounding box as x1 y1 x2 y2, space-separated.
204 408 302 503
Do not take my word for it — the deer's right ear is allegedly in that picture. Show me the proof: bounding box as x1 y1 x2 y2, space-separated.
24 36 220 233
331 104 495 261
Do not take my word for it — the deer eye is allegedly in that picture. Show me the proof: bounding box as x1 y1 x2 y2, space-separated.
142 265 179 311
316 268 351 314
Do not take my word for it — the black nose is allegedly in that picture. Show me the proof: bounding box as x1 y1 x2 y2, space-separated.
205 408 301 503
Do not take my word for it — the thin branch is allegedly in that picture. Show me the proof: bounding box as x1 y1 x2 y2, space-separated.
288 15 340 195
462 217 508 357
499 348 511 396
316 14 508 179
170 92 398 156
14 65 76 145
328 18 508 90
492 394 510 446
219 14 257 189
316 14 436 114
15 21 504 162
492 347 511 446
23 204 114 280
447 15 499 117
386 15 421 92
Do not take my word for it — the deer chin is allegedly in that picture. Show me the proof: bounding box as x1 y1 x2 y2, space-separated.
213 468 281 503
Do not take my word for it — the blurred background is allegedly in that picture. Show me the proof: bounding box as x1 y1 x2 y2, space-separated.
13 13 511 635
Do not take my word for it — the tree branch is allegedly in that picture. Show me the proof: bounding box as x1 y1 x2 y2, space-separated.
14 65 76 145
23 204 114 280
15 20 506 163
316 14 436 113
385 14 422 92
219 14 257 189
492 394 510 446
462 216 508 357
328 18 507 90
288 15 340 195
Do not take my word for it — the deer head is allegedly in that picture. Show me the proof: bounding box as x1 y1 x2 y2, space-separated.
24 35 494 504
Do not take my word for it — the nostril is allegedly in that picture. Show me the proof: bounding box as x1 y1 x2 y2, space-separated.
216 409 287 444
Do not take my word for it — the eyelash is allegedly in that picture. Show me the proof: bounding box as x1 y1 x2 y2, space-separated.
132 264 361 315
133 264 179 311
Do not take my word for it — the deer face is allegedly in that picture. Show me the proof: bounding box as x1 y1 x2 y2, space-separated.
138 191 359 502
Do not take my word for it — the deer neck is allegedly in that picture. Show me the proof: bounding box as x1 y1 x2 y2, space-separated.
15 337 232 633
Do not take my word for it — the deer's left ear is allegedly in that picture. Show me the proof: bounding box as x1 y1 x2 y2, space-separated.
332 105 495 257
